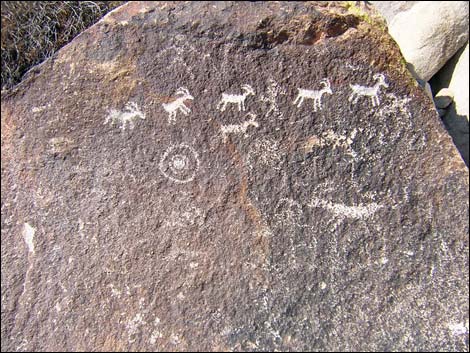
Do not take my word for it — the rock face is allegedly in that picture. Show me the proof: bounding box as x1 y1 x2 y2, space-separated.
1 1 469 351
380 1 469 81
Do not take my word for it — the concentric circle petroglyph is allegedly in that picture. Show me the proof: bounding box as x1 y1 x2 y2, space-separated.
159 144 200 183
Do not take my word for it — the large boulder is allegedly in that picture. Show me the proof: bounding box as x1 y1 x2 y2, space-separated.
449 43 469 121
1 1 468 351
372 1 469 81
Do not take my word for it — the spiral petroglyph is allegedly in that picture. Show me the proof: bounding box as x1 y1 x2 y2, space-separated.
159 144 200 184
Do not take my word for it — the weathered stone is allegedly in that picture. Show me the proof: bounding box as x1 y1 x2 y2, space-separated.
368 1 418 25
1 1 469 352
434 88 454 109
448 43 469 121
384 1 469 81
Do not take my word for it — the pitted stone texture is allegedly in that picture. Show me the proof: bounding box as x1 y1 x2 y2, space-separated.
1 1 468 352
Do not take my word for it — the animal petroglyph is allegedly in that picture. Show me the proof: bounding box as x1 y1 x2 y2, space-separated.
349 73 389 107
220 113 259 142
293 79 333 112
159 144 200 184
217 84 255 112
162 87 194 124
104 102 145 130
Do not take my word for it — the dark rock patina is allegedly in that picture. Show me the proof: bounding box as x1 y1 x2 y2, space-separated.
1 1 468 351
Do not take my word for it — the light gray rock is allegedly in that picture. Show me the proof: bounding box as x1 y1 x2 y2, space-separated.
448 43 469 121
368 1 418 25
385 1 469 81
435 88 454 109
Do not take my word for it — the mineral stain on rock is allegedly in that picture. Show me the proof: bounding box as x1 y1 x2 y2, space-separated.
1 1 468 352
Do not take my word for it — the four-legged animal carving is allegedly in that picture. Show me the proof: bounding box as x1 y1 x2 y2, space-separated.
349 73 389 107
217 84 255 112
221 113 259 142
162 87 194 124
104 102 145 130
293 79 333 112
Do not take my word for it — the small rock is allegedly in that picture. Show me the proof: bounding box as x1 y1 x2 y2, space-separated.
434 88 454 109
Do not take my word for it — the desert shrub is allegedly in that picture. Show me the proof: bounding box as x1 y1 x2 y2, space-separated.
1 1 125 89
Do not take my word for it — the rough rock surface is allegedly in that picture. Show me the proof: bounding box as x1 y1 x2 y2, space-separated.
1 1 469 351
383 1 469 81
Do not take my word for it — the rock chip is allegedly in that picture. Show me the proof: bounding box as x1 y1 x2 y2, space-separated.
434 88 454 109
1 1 469 351
384 1 469 81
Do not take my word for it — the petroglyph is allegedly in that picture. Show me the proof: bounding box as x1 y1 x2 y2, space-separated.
217 84 255 112
159 144 200 184
378 93 413 120
162 87 194 124
447 322 468 336
104 102 145 130
308 197 383 219
220 113 259 142
150 35 200 79
349 73 389 107
304 129 358 159
293 78 333 112
260 78 285 119
23 223 35 254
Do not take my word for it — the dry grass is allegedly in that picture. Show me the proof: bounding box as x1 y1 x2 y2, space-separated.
1 1 125 90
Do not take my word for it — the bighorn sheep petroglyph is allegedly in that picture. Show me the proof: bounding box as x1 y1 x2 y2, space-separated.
293 79 333 112
221 113 259 142
104 102 145 130
349 73 389 107
162 87 194 124
216 84 255 112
